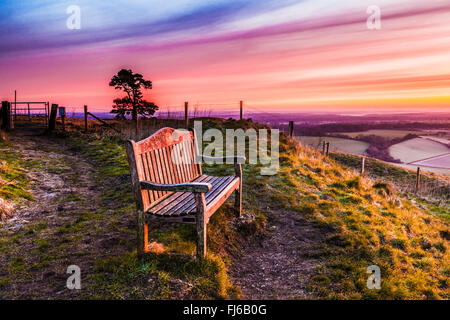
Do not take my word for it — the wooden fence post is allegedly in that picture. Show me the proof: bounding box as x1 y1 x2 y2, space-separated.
322 141 326 154
361 157 366 175
1 101 5 130
416 167 421 194
84 105 88 132
1 101 12 131
326 142 330 156
48 104 58 132
1 101 8 131
289 121 294 138
185 102 189 129
240 100 243 120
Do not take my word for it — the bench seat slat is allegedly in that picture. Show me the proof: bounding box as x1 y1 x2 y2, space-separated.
151 176 233 217
147 175 239 217
168 176 227 216
166 177 225 216
154 176 220 216
148 175 211 213
183 176 235 215
204 177 240 218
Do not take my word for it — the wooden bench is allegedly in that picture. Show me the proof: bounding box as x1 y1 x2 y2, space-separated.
126 127 243 258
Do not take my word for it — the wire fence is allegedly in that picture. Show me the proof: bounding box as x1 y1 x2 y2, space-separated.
327 151 450 205
57 101 450 206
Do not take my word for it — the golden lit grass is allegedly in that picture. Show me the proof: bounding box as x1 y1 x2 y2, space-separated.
1 118 448 299
274 138 449 299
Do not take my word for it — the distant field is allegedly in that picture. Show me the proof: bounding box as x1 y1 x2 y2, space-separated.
420 136 450 145
340 129 426 139
296 136 369 155
298 129 450 174
389 137 450 164
410 153 450 169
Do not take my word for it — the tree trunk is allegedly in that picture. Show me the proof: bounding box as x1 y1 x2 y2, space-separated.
132 107 137 121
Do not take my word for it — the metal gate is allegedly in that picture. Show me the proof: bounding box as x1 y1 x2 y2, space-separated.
10 101 49 128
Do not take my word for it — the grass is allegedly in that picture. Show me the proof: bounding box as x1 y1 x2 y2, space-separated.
0 118 448 299
26 122 267 299
0 139 34 221
329 151 450 206
275 149 449 299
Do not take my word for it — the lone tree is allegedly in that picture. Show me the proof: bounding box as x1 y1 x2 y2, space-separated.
109 69 158 120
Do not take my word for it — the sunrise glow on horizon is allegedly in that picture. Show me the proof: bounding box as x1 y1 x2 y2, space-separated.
1 0 450 114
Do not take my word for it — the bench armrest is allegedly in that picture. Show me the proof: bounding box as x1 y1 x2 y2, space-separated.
140 181 212 193
201 156 246 163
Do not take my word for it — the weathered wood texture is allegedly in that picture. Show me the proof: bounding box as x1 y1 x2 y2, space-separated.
1 102 7 130
416 167 421 193
240 100 243 120
84 105 88 132
48 104 58 132
289 121 294 138
126 127 243 258
185 102 189 129
1 101 12 131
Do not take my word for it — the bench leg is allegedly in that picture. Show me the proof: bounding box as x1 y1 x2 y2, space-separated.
195 193 207 258
137 210 149 257
234 185 242 218
234 164 243 218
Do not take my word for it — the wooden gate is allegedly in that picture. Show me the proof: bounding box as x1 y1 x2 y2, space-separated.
10 101 49 128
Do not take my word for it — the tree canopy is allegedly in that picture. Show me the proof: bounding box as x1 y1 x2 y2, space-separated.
109 69 158 120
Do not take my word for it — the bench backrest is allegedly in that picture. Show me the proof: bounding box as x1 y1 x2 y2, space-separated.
126 127 202 212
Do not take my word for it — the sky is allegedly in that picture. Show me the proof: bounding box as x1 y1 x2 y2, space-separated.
1 0 450 114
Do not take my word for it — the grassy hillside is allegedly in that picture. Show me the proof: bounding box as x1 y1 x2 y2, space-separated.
0 119 448 299
330 151 449 212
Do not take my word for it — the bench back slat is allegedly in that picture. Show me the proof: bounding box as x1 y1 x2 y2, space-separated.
126 127 201 212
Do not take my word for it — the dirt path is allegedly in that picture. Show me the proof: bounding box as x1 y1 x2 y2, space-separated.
4 131 99 229
230 207 326 299
2 130 98 228
0 130 107 298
